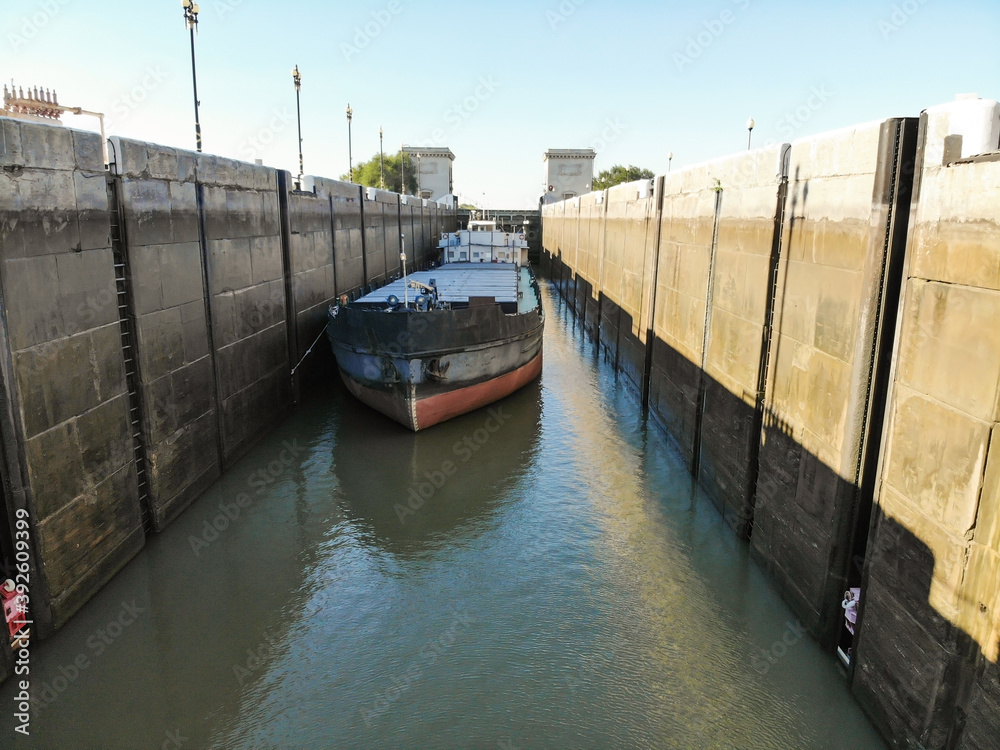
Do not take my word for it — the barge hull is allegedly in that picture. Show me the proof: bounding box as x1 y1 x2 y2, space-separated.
339 351 542 431
333 326 543 430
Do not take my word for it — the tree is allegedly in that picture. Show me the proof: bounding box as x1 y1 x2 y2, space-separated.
340 150 418 194
592 164 656 190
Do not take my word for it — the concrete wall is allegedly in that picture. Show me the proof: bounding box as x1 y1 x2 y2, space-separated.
110 138 222 532
111 136 291 509
601 180 657 393
0 121 144 636
853 106 1000 748
0 116 456 649
576 192 607 336
754 120 917 646
646 165 720 471
309 177 365 299
542 99 1000 750
200 154 291 466
286 180 338 376
542 200 566 298
400 195 425 269
658 147 786 537
360 188 399 287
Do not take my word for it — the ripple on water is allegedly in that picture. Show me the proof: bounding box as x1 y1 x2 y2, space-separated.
0 281 885 750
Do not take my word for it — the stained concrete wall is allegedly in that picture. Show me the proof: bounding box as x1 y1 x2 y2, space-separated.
418 198 433 267
286 180 337 373
200 154 291 466
0 116 456 650
576 191 607 336
0 121 144 636
558 197 581 317
646 166 721 470
541 200 566 298
658 148 786 537
361 188 401 287
309 177 365 299
548 151 789 537
601 181 657 394
753 120 917 646
853 105 1000 748
111 136 291 478
400 195 424 269
110 137 222 532
542 99 1000 750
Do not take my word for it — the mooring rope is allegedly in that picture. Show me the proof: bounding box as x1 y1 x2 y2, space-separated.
291 325 329 376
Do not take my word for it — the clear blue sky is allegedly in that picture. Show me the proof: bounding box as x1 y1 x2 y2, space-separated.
3 0 998 207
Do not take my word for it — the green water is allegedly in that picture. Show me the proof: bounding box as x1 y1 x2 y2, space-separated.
0 281 884 749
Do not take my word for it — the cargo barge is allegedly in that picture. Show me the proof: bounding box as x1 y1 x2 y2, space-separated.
327 221 543 431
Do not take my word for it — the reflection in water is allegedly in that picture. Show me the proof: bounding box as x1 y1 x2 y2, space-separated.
0 282 885 749
332 379 542 556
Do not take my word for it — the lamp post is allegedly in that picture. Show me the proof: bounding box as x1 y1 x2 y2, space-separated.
292 65 303 188
181 0 202 152
668 151 674 172
401 143 406 194
401 242 408 307
345 104 353 182
417 153 422 197
746 116 755 150
378 125 384 189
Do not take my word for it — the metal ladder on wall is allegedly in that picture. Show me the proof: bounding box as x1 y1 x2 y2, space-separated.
106 177 153 534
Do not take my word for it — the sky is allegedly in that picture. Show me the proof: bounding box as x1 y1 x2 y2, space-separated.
3 0 999 208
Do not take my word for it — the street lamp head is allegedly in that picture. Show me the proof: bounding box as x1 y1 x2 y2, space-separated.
668 151 674 160
379 125 383 137
292 65 301 90
182 0 199 27
345 103 352 121
747 116 755 131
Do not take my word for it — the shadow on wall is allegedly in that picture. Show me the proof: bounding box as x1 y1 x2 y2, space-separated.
855 511 997 749
543 251 999 750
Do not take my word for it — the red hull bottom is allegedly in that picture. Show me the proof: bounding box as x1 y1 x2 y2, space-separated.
341 352 542 431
